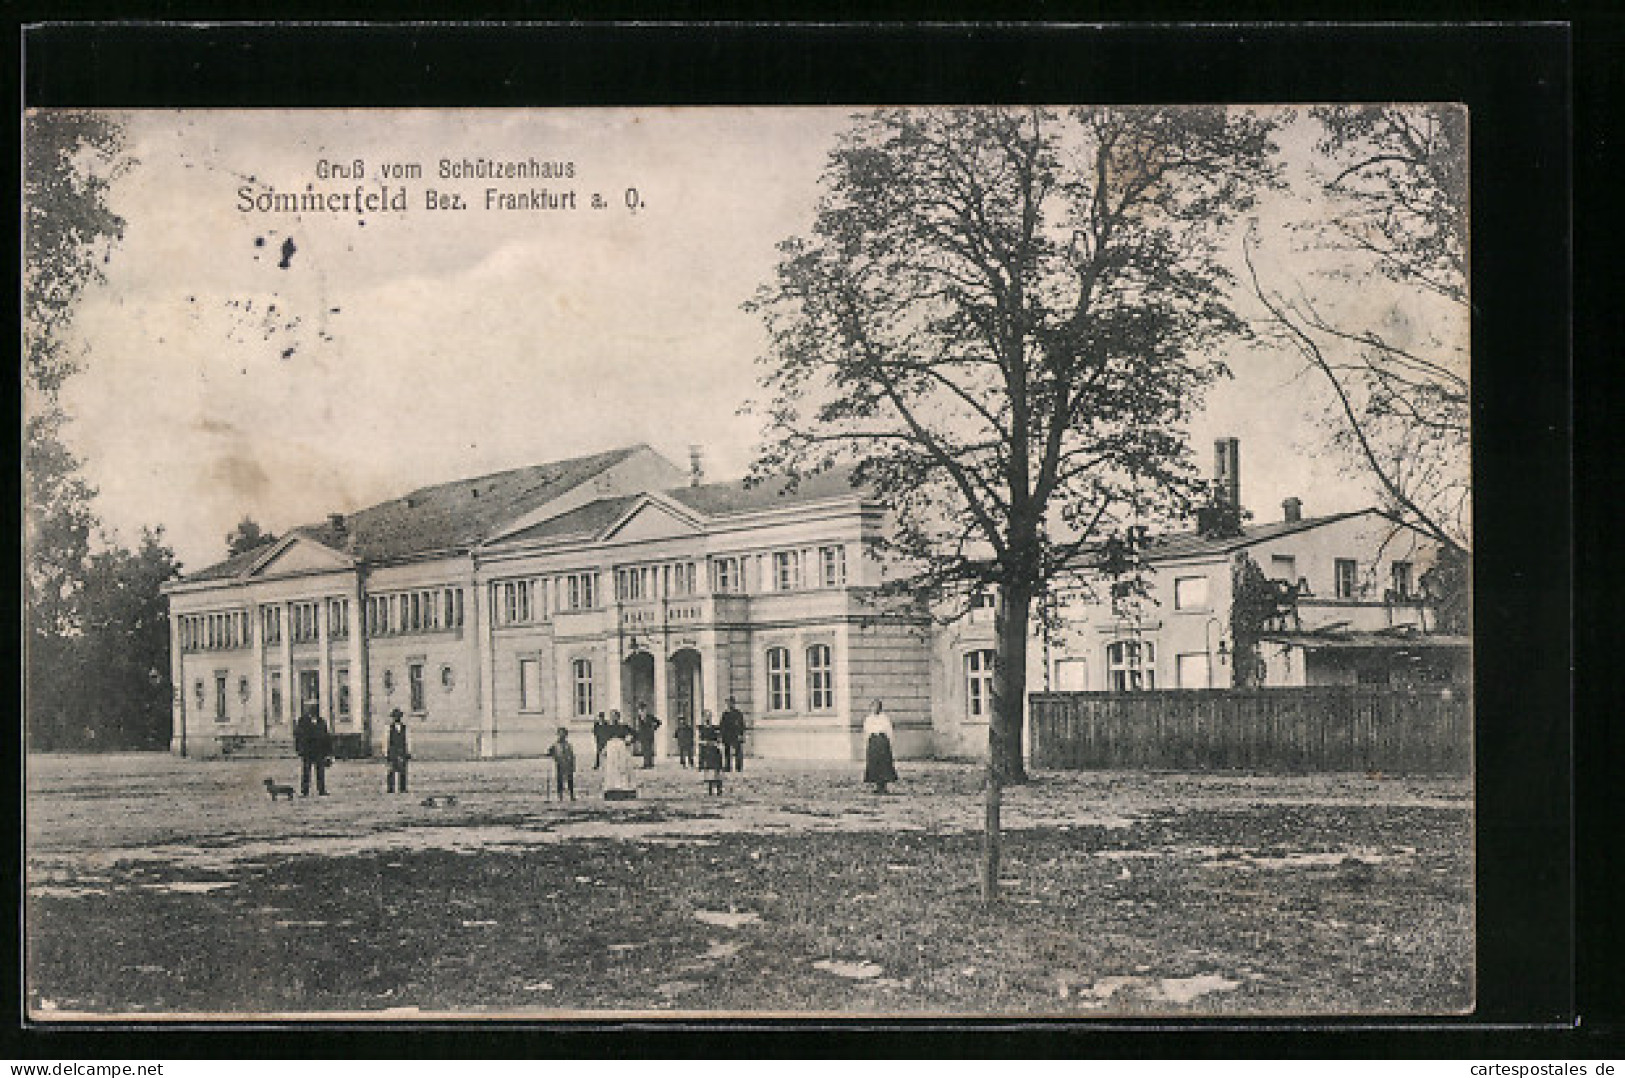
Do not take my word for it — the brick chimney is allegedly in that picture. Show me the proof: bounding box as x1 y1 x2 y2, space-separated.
688 445 706 487
1282 497 1302 523
1214 437 1240 509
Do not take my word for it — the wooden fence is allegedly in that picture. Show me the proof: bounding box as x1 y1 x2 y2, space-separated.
1029 687 1471 775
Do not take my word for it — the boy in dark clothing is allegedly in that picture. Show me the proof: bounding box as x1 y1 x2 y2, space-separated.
546 727 577 801
385 708 410 794
698 712 724 796
675 711 696 768
592 713 610 768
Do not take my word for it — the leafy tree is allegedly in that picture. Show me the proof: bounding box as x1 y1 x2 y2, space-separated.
24 111 128 644
1247 105 1469 555
74 529 183 749
226 517 279 558
24 110 163 751
749 107 1277 899
1229 552 1302 688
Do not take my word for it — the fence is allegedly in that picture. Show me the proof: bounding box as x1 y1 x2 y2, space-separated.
1029 687 1470 775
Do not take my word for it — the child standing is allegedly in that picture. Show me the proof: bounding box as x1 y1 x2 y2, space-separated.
698 711 725 796
546 726 577 801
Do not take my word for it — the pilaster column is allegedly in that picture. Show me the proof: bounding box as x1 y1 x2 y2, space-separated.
251 602 266 736
653 634 671 755
279 601 293 725
348 585 365 739
473 576 497 758
317 595 331 722
169 606 186 754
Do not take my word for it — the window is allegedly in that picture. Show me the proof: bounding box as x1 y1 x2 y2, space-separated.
1107 639 1156 691
1269 554 1297 583
214 673 228 721
616 568 648 602
819 545 847 588
262 606 282 645
408 662 425 713
773 551 802 591
1176 652 1212 689
966 649 995 718
335 666 351 720
443 587 464 628
767 647 793 711
713 557 742 593
268 671 283 722
669 562 698 596
565 572 597 611
807 644 834 711
519 658 543 712
497 580 534 625
292 601 320 643
971 589 997 612
1335 559 1358 599
1173 575 1210 611
329 598 349 639
1391 561 1414 600
572 659 594 717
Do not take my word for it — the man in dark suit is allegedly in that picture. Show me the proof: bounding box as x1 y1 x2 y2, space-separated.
385 708 410 794
720 697 747 773
294 705 333 796
634 701 661 769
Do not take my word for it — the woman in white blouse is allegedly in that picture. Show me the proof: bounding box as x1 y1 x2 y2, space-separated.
862 698 900 794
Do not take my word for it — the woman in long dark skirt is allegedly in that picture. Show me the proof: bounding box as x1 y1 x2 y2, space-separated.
862 698 899 794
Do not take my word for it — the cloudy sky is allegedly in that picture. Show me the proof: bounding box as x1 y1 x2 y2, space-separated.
44 107 1449 573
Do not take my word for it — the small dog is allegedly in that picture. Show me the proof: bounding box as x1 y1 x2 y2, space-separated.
264 778 296 802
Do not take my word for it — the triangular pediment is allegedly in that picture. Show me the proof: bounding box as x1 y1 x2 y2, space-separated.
600 496 705 543
248 535 353 577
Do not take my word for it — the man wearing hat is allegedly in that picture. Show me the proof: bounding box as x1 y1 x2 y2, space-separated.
385 708 411 794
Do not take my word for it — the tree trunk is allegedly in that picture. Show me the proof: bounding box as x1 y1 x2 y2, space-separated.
991 581 1031 784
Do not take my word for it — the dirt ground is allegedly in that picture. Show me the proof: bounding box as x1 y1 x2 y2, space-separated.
25 752 1473 1019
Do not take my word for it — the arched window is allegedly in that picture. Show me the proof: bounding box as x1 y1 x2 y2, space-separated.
965 649 995 717
1107 639 1156 691
572 659 594 717
806 644 833 711
766 647 793 711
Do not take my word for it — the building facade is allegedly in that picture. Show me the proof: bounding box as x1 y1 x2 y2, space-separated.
164 446 940 761
163 441 1467 763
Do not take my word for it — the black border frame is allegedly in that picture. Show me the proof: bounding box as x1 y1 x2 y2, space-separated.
7 16 1587 1059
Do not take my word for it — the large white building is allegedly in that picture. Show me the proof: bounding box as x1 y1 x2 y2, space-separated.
164 446 948 761
162 441 1465 762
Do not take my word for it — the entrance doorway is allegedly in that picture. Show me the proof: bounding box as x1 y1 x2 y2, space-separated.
669 648 703 725
622 651 655 719
298 669 321 719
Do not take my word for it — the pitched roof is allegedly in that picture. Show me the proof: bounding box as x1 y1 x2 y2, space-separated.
1138 509 1375 563
180 445 646 581
666 466 866 516
490 494 643 546
178 543 277 584
488 468 869 550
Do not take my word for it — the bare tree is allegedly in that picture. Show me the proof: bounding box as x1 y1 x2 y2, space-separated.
1248 105 1469 554
748 107 1277 900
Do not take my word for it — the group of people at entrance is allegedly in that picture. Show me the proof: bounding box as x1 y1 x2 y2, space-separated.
589 697 748 799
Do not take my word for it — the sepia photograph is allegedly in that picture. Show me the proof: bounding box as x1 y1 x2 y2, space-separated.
23 102 1474 1020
